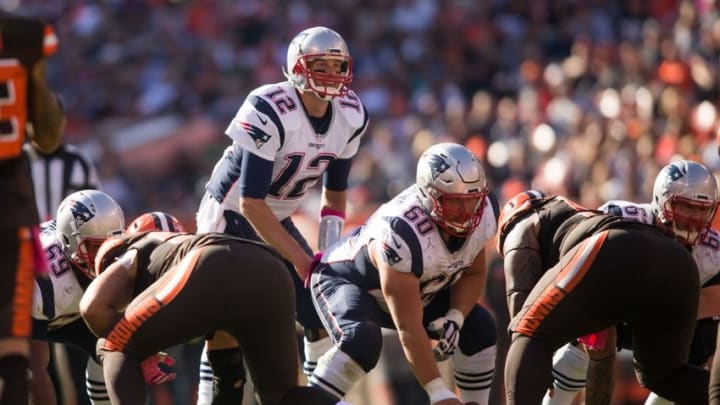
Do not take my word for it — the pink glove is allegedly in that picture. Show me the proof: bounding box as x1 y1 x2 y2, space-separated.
303 252 324 289
141 352 176 385
578 328 610 351
31 226 49 277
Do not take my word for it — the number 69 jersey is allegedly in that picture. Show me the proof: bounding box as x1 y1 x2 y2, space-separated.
31 220 86 329
323 186 499 310
600 200 720 286
202 81 369 223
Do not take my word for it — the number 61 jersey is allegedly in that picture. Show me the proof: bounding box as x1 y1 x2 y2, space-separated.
203 81 368 222
323 186 499 310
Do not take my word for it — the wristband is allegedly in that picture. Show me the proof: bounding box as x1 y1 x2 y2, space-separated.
318 208 345 251
424 377 456 403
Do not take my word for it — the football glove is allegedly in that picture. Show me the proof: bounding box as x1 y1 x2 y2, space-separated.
428 309 464 361
141 352 176 385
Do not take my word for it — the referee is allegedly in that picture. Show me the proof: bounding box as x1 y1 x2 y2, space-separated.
24 142 100 221
24 141 104 405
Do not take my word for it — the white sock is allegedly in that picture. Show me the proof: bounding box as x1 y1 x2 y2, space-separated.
453 345 496 405
644 392 673 405
85 358 110 405
541 343 589 405
197 347 213 405
303 335 333 376
309 346 365 399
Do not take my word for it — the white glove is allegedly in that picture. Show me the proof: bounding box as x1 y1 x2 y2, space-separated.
428 309 464 361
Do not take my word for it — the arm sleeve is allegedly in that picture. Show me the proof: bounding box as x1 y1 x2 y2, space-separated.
323 158 352 191
238 149 273 199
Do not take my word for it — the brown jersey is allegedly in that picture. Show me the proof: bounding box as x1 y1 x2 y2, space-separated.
0 12 58 229
96 232 282 296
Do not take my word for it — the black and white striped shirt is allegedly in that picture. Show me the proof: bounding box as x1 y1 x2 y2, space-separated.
24 142 101 221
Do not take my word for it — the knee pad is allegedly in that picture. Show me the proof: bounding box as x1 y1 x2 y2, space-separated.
309 346 366 400
458 305 497 355
206 347 245 405
337 321 382 372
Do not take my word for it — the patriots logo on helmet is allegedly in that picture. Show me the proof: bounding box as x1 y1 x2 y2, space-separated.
68 200 95 229
666 163 686 182
382 244 402 265
427 154 451 180
240 122 271 149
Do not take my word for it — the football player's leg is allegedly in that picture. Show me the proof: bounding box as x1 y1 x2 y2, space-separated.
224 251 298 405
85 357 110 405
309 270 385 399
283 219 333 376
0 228 33 405
541 342 588 405
451 304 497 405
199 332 245 405
101 349 145 405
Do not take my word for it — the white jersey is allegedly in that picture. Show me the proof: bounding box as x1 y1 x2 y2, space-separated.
599 200 720 286
199 81 368 226
32 220 85 329
324 186 499 311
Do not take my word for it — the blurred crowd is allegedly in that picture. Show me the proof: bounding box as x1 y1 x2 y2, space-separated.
13 0 720 403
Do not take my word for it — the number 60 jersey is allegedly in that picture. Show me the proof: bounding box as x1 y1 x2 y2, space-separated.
202 81 368 222
323 186 499 310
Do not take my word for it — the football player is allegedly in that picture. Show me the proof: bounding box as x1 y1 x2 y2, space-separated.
307 143 499 405
545 160 720 405
0 11 64 403
497 189 710 404
30 190 125 405
81 231 339 405
195 26 368 404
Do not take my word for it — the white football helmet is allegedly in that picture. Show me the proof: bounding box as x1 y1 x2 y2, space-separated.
651 160 719 245
283 26 353 101
416 143 488 236
56 190 125 279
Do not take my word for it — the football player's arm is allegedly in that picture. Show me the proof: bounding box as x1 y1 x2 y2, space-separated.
79 250 137 337
321 158 351 215
698 283 720 319
369 239 441 386
29 59 64 154
29 338 56 405
448 248 487 317
502 215 543 317
238 150 312 278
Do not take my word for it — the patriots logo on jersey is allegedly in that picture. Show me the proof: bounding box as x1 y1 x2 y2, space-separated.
240 122 271 149
68 200 95 229
427 155 450 180
382 243 402 265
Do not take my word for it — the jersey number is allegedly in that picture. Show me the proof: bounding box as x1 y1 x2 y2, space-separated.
268 153 336 199
0 60 26 159
403 206 434 235
46 245 71 277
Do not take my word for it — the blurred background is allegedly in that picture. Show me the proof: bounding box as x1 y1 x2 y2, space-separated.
14 0 720 403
